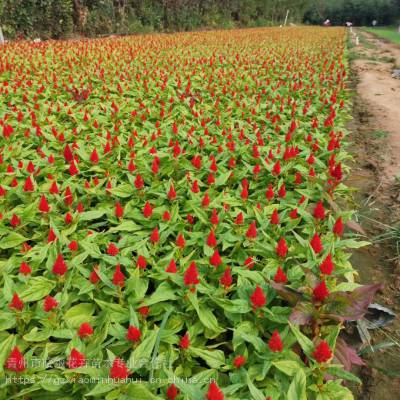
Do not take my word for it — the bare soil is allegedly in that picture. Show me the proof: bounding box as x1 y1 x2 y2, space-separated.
347 29 400 399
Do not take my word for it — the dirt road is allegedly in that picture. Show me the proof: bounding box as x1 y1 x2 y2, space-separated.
348 29 400 399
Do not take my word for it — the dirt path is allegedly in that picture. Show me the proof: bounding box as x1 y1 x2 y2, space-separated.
348 29 400 399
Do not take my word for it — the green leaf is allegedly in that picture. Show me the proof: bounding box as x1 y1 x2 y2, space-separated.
79 209 108 221
289 322 314 357
0 334 15 372
287 369 307 400
189 347 225 369
64 303 96 327
141 282 177 306
85 382 117 397
246 373 265 400
20 277 55 302
126 383 163 399
272 360 302 376
128 329 158 369
0 232 28 249
325 366 362 383
23 328 51 342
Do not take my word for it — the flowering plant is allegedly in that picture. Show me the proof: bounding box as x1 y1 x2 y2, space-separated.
0 27 372 399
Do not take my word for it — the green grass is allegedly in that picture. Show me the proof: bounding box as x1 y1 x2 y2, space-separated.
363 26 400 45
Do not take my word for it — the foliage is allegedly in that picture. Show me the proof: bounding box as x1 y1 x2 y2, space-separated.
304 0 399 26
0 27 372 399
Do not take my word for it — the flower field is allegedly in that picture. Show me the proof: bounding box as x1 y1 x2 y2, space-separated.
0 27 377 399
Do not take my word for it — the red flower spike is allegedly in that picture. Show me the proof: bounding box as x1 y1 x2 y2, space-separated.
235 212 243 225
115 202 124 218
110 357 129 379
107 243 119 256
180 332 190 349
207 230 217 247
89 267 100 284
137 255 147 269
38 195 50 213
168 183 176 200
167 383 179 400
268 330 283 352
233 355 246 368
113 264 125 286
166 259 177 273
310 233 323 254
184 261 199 287
313 281 330 302
270 209 279 225
202 192 210 207
313 200 326 220
19 262 32 276
67 348 86 369
246 221 257 239
53 254 67 276
319 254 334 275
43 295 58 312
250 285 266 309
244 256 255 269
126 325 141 342
150 227 160 243
220 267 232 288
333 217 344 237
210 249 222 267
90 148 99 164
78 322 94 338
274 266 287 283
313 340 333 363
10 214 21 227
23 176 34 192
276 238 288 258
68 240 78 251
176 233 186 248
5 347 25 372
206 381 224 400
143 201 153 218
9 293 24 311
210 208 219 225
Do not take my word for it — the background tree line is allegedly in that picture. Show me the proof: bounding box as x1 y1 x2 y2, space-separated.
0 0 398 39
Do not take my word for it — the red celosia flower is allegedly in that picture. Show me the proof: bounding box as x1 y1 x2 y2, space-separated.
150 227 160 243
220 267 232 288
184 261 199 287
310 233 323 254
9 293 24 311
10 213 21 227
319 254 334 275
68 240 78 251
126 325 141 342
207 230 217 247
176 233 185 248
48 228 57 243
167 383 179 400
180 332 190 349
210 249 222 267
202 192 210 207
289 208 298 219
137 255 147 269
67 348 86 369
89 267 100 284
43 295 58 312
78 322 94 338
113 264 125 286
270 209 279 225
333 217 344 236
23 176 34 192
143 201 153 218
163 210 171 221
115 202 124 218
250 285 266 309
206 381 224 400
5 346 25 372
134 174 144 189
246 221 257 239
210 208 219 225
138 305 150 317
272 160 281 175
313 280 330 302
90 148 99 164
276 237 288 258
235 212 244 225
313 200 325 219
19 262 32 275
168 182 176 200
313 340 332 363
274 266 287 283
38 195 50 213
53 253 67 275
244 256 254 269
165 259 177 274
107 243 119 256
268 330 283 352
233 355 246 368
65 212 73 224
110 357 129 379
191 180 199 193
266 184 274 200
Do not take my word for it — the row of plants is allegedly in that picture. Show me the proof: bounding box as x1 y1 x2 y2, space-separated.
0 27 376 399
